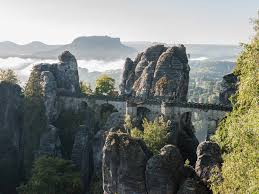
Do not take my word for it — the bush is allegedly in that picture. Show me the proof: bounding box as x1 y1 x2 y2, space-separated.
131 117 168 154
17 156 82 194
0 69 18 84
80 81 93 95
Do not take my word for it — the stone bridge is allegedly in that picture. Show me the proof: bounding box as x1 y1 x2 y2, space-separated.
58 95 231 138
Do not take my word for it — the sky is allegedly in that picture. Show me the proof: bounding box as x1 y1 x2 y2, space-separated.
0 0 258 45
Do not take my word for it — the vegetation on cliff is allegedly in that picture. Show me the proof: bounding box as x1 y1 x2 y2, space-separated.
18 156 82 194
23 69 48 177
80 81 93 95
130 117 168 154
211 15 259 193
0 69 18 84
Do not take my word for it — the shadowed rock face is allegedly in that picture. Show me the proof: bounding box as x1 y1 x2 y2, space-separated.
120 44 190 101
166 112 199 166
71 126 93 193
145 145 184 194
219 73 237 106
31 51 80 122
0 81 23 194
177 178 210 194
38 125 62 157
102 132 150 194
195 141 223 185
177 112 199 166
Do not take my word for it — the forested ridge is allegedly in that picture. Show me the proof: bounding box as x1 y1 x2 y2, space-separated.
211 15 259 193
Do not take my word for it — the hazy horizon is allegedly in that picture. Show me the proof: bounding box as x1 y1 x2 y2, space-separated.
0 0 258 45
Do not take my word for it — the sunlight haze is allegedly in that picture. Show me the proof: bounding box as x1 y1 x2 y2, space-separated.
0 0 258 44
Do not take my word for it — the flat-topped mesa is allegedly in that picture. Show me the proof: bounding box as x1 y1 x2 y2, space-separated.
120 44 190 101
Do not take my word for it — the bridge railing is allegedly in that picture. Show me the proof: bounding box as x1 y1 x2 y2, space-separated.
59 93 232 111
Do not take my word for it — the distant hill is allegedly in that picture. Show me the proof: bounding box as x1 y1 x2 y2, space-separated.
0 41 60 57
0 36 137 61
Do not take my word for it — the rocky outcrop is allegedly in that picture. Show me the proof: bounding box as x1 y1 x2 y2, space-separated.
92 130 107 177
104 112 125 130
177 178 210 194
0 81 23 194
120 44 190 100
102 131 212 194
120 58 136 95
166 112 199 166
219 73 237 106
145 145 184 194
38 125 61 157
30 51 80 122
102 132 150 194
40 71 58 122
71 126 93 193
177 112 199 166
195 141 223 185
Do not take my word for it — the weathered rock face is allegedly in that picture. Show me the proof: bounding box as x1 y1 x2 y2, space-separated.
219 73 237 106
177 112 199 166
102 132 150 194
38 124 62 157
120 44 190 101
104 112 125 130
120 58 136 95
0 81 23 194
40 71 57 122
166 112 199 166
92 130 107 177
31 51 80 121
71 126 93 193
177 178 210 194
195 141 223 185
145 145 184 194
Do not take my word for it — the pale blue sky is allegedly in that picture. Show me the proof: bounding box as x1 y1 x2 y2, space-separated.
0 0 258 44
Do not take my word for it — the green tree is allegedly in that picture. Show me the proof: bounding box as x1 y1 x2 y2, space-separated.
17 156 82 194
95 75 115 95
80 81 93 95
0 69 18 84
23 70 47 176
131 117 168 154
210 14 259 193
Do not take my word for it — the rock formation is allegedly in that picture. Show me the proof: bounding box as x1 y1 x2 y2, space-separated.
195 141 223 185
0 81 23 194
177 112 199 166
166 112 199 166
120 44 190 101
38 124 62 157
32 50 80 122
102 131 212 194
145 145 184 194
177 178 210 194
219 73 237 106
27 51 100 191
0 48 225 194
102 132 150 194
71 126 93 193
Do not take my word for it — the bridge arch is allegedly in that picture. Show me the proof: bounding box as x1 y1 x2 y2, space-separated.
95 103 118 128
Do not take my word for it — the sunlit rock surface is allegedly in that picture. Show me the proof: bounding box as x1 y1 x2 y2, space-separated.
120 44 190 101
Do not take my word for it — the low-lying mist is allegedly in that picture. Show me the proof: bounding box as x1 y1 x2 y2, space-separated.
0 57 125 84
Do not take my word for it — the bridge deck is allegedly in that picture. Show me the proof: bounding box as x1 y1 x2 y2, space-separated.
80 95 232 112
